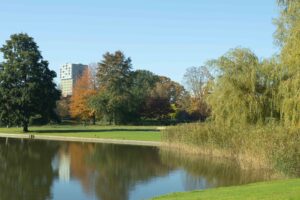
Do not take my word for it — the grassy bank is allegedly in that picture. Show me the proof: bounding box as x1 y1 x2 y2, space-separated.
0 125 162 141
162 123 300 176
152 179 300 200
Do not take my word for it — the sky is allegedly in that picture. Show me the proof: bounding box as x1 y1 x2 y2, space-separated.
0 0 279 84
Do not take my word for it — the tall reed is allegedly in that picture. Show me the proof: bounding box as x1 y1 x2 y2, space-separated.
162 122 300 177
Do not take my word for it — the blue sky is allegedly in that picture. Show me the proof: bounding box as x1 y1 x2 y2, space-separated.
0 0 279 83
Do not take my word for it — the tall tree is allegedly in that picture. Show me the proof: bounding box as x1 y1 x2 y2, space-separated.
141 76 186 120
93 51 133 124
154 76 186 105
207 48 279 126
183 66 213 121
130 70 159 119
70 68 97 124
96 51 132 94
183 66 213 98
274 0 300 47
0 33 60 132
275 0 300 126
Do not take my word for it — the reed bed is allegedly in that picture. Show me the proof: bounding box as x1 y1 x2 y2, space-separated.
162 123 300 177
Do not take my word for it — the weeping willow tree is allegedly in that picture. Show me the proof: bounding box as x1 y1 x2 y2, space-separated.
207 48 280 126
207 48 261 126
275 0 300 127
206 0 300 127
259 57 282 121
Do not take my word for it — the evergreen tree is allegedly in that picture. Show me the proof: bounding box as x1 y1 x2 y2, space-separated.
97 51 132 94
94 51 133 124
0 33 60 132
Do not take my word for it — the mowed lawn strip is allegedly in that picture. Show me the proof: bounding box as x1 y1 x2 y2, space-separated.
152 179 300 200
0 125 162 141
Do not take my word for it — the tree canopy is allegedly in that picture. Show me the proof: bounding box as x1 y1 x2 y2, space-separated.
275 0 300 126
207 48 281 126
97 51 132 94
70 68 97 123
0 33 60 131
92 51 134 124
88 51 188 124
183 66 213 121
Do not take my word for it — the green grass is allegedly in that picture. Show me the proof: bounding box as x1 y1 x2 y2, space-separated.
152 179 300 200
0 125 162 141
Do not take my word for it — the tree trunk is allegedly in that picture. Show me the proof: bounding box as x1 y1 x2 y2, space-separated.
92 115 96 125
23 123 28 132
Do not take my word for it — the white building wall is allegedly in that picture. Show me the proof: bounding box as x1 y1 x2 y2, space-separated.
60 63 88 97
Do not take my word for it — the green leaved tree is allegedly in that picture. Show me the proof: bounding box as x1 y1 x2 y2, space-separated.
207 48 281 126
275 0 300 126
129 70 159 120
0 33 60 132
93 51 133 124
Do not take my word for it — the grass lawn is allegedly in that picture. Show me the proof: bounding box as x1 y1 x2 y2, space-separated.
0 125 162 141
152 179 300 200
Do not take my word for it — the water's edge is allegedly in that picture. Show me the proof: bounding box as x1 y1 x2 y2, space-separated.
0 133 161 147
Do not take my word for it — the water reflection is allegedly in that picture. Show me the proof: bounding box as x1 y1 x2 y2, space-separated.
0 139 277 200
160 149 275 190
52 146 72 182
0 139 58 200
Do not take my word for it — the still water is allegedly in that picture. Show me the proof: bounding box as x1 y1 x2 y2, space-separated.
0 138 273 200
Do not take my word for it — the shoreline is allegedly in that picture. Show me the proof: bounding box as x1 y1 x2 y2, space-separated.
151 178 300 200
160 143 273 171
0 133 162 147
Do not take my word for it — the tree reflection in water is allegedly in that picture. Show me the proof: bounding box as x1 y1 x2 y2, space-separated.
0 139 277 200
0 138 58 200
159 148 277 191
64 143 275 200
66 143 172 200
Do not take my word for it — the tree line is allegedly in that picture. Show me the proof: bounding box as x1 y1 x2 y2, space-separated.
61 51 212 125
0 0 299 131
68 0 300 128
0 34 212 131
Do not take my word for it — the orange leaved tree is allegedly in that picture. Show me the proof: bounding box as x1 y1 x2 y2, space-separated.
70 68 97 124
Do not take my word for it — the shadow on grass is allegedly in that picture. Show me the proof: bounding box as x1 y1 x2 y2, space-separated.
30 128 160 134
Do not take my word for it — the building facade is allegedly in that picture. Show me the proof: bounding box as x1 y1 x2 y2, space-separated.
60 63 88 96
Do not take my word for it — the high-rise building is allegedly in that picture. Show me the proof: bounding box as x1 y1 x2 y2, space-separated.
60 63 88 96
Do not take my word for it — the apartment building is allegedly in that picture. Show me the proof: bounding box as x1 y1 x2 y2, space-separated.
60 63 87 96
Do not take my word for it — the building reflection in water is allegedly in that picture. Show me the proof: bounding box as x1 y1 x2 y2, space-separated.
0 139 276 200
58 150 71 182
50 142 275 200
52 146 72 182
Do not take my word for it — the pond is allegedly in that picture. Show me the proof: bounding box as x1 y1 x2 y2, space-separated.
0 138 274 200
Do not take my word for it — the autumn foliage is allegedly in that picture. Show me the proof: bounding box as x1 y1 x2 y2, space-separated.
70 68 96 122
